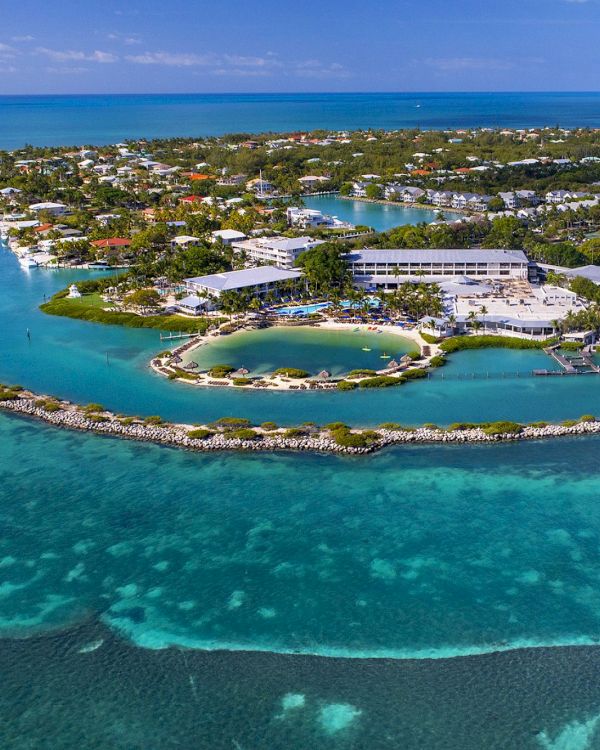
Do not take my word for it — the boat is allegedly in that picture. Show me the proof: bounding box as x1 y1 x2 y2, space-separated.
380 352 391 359
18 256 38 269
362 347 371 352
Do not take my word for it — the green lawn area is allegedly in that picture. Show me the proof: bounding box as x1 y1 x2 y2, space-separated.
67 292 116 310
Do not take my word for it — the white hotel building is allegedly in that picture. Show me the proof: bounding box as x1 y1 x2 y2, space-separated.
231 236 324 270
345 249 529 289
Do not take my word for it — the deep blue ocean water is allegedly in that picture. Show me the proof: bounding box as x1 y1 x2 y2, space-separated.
2 92 600 149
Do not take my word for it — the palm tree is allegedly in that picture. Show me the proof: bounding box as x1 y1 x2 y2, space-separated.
479 305 488 332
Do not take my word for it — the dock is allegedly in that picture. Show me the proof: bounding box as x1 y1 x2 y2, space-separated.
541 346 600 375
159 332 201 341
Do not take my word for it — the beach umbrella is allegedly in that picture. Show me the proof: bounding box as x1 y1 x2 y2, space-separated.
233 367 249 376
184 360 199 370
401 354 413 364
171 354 183 364
386 359 399 369
317 370 331 380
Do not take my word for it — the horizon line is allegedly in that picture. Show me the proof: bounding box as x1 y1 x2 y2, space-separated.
2 90 600 98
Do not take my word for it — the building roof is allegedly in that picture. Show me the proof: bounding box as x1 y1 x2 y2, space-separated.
212 229 248 240
178 295 207 308
91 237 131 248
234 236 322 252
345 249 529 264
185 266 302 292
564 265 600 284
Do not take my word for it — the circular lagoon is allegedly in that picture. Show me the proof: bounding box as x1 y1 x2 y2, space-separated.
182 326 419 377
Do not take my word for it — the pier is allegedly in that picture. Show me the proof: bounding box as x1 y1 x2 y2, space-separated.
543 345 600 375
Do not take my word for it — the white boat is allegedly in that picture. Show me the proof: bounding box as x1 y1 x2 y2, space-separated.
19 256 38 269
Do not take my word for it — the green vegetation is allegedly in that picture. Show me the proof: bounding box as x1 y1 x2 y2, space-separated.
440 335 556 353
401 368 428 380
144 415 164 425
580 414 596 422
208 364 235 378
209 417 251 431
329 426 381 448
229 428 260 440
187 428 213 439
428 355 446 368
482 421 523 436
358 375 403 388
260 421 279 431
336 380 357 391
284 427 307 438
347 368 377 378
35 399 60 412
41 290 210 334
87 414 109 423
420 332 441 344
119 417 136 426
274 367 310 378
232 377 252 386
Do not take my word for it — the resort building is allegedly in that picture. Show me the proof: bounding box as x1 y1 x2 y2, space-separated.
346 249 530 289
211 229 248 245
231 236 324 269
28 201 67 216
184 266 303 300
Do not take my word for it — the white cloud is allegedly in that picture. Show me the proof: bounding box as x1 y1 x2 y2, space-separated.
107 32 141 45
11 35 35 42
36 47 118 63
125 51 215 66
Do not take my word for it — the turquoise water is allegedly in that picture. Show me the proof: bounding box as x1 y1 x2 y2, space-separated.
8 240 600 745
3 92 600 149
303 195 461 231
184 326 416 376
4 413 600 660
1 244 599 427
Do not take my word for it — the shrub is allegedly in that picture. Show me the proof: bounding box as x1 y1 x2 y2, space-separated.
561 341 585 351
208 364 235 378
347 369 377 378
119 417 135 425
579 414 596 422
423 423 440 430
380 422 402 430
157 350 172 357
420 332 441 344
428 355 446 368
229 428 259 440
561 419 578 427
274 367 310 378
284 427 307 438
232 377 252 386
210 417 251 431
83 403 104 413
448 422 479 431
337 380 357 391
528 421 548 428
482 421 522 436
87 414 108 423
359 376 403 389
440 335 556 353
144 415 163 425
261 421 279 431
187 428 212 439
325 422 348 431
402 368 428 380
0 389 19 401
43 401 60 412
331 429 369 448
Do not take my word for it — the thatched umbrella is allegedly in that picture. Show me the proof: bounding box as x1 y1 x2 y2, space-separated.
171 354 183 364
184 360 199 370
317 370 331 380
233 367 249 377
401 354 413 364
386 359 399 369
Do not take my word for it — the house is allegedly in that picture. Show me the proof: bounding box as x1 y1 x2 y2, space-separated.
176 294 213 315
217 174 247 186
29 201 67 216
546 190 570 204
297 175 330 190
431 191 454 207
184 266 303 301
231 236 324 269
67 284 82 299
246 178 275 195
91 237 131 252
211 229 248 245
0 187 22 197
170 235 201 250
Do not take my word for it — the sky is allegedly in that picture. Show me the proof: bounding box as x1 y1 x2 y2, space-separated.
0 0 599 94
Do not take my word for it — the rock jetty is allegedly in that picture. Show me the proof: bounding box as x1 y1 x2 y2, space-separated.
2 388 600 456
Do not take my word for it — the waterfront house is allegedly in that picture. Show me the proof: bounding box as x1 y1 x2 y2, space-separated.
184 266 303 301
176 294 213 315
170 235 201 250
231 236 324 270
298 175 330 190
29 201 67 216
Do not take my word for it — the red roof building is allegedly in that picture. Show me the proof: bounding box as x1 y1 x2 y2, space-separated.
91 238 131 249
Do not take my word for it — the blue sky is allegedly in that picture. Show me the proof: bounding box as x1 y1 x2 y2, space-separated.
1 0 599 94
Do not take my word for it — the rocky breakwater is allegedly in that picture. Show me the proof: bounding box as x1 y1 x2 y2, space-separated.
2 387 600 455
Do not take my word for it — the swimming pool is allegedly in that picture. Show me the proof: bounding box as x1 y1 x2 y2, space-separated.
277 298 380 315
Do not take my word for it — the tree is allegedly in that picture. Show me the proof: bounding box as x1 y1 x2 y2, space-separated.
295 243 350 293
487 196 506 212
481 216 526 249
125 288 161 312
365 183 383 200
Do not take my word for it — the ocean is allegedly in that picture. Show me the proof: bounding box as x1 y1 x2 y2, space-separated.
2 92 600 149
